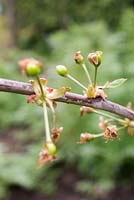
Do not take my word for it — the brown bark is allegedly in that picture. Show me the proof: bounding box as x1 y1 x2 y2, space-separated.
0 78 134 120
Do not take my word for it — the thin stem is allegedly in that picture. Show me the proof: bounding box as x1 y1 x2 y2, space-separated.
93 133 104 138
93 67 98 88
66 74 87 90
53 112 56 128
81 63 92 85
36 75 45 99
117 125 128 131
46 98 57 128
43 101 51 142
93 109 125 124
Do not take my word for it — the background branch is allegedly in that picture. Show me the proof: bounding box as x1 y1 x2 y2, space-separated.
0 78 134 120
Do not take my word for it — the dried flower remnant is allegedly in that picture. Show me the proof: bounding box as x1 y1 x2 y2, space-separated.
38 144 56 168
26 94 43 106
127 127 134 136
79 133 95 144
80 106 94 116
28 78 69 105
104 125 118 142
87 51 103 67
94 86 107 99
86 85 107 99
51 127 63 143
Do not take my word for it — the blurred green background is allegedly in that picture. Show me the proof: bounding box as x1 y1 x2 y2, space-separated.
0 0 134 200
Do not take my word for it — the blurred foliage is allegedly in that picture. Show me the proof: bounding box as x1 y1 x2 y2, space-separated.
9 0 133 52
0 1 134 199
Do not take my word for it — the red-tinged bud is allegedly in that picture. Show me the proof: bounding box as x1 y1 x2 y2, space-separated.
87 51 102 67
56 65 68 76
74 51 84 64
26 94 36 103
18 58 31 75
18 58 42 76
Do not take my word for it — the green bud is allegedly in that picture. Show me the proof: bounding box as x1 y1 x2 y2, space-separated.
46 142 57 156
56 65 68 76
26 62 41 76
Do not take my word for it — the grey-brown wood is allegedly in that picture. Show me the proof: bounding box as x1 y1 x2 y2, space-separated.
0 78 134 120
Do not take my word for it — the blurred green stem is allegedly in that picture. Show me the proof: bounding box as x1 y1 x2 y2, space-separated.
93 109 125 124
81 63 92 85
117 125 128 131
43 101 51 142
66 74 87 90
93 133 104 138
36 75 45 99
46 99 57 128
93 67 98 88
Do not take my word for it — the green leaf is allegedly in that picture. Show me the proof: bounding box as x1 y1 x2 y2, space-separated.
103 78 127 89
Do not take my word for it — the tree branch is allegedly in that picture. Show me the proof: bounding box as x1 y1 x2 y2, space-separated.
0 78 134 120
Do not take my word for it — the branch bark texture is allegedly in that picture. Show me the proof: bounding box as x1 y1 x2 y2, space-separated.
0 78 134 120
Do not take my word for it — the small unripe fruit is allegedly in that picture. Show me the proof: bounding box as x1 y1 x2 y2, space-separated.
56 65 68 76
96 54 102 67
46 142 56 156
74 51 84 64
26 62 41 76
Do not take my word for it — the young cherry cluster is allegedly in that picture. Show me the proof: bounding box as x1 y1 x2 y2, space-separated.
18 51 133 167
56 51 134 144
19 58 69 168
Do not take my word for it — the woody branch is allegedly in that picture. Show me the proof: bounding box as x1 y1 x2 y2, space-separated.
0 78 134 120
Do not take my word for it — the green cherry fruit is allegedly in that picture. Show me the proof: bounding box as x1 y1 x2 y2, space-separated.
56 65 68 76
74 51 84 64
46 142 57 156
95 55 102 67
26 62 41 76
